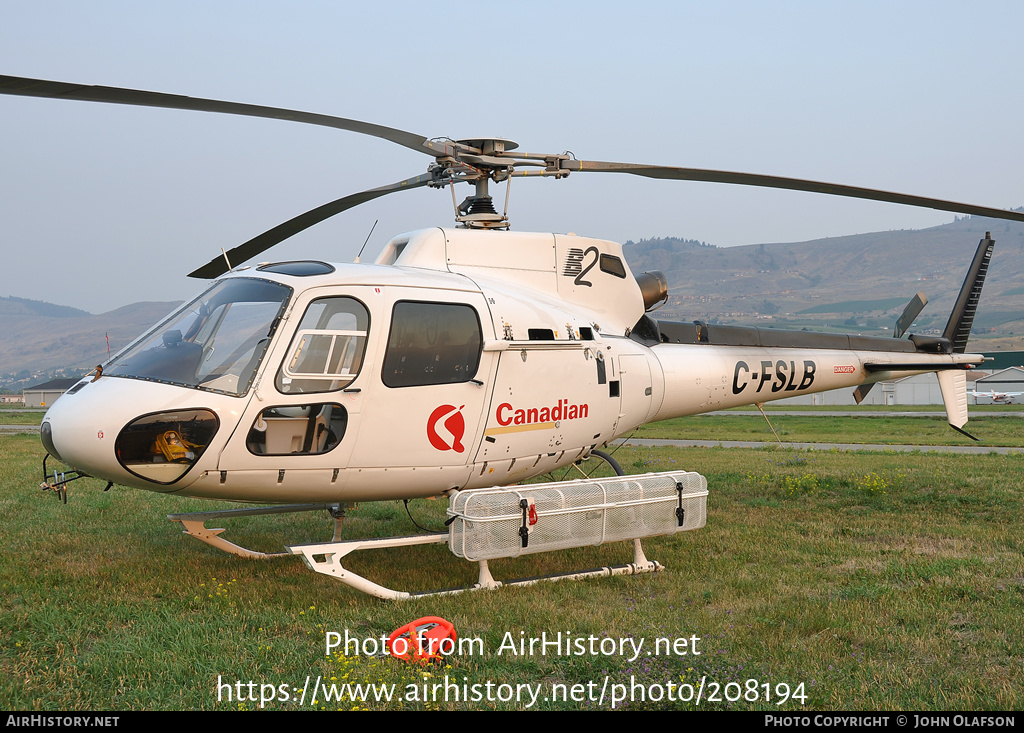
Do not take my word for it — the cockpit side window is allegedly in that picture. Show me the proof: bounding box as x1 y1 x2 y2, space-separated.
381 301 482 388
276 296 370 394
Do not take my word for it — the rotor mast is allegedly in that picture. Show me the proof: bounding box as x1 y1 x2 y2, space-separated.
432 137 571 229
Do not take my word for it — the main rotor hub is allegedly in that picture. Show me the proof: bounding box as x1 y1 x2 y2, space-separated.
444 138 522 229
455 137 519 155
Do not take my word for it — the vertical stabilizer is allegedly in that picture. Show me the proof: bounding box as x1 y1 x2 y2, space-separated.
943 235 995 354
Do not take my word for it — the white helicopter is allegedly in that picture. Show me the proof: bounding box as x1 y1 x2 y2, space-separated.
4 75 1021 599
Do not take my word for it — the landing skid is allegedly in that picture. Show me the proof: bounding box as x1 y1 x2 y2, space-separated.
168 503 663 599
168 503 345 559
167 454 708 601
288 535 662 600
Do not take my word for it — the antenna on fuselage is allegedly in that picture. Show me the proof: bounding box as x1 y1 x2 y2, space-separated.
755 403 784 447
354 219 378 263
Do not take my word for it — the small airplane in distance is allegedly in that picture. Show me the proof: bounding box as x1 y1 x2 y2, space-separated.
970 389 1024 404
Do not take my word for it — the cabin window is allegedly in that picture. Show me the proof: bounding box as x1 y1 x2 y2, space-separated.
245 403 347 455
257 261 335 277
382 301 482 388
116 409 220 485
277 297 370 394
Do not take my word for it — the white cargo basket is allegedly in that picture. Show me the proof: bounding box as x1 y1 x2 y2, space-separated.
447 471 707 561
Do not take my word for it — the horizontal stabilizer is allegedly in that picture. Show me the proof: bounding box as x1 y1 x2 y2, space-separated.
863 362 969 372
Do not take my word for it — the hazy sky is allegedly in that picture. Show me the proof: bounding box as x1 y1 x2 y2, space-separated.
2 1 1022 313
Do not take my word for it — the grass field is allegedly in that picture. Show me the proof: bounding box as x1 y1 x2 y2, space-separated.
2 422 1022 712
0 411 44 426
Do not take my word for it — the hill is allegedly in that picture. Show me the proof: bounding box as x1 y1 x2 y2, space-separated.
0 301 181 392
626 213 1024 346
0 296 92 319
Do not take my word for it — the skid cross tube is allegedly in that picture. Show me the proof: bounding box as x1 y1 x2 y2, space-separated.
288 533 662 601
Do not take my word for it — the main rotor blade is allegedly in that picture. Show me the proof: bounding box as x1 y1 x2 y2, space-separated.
0 75 456 158
567 160 1024 223
188 173 436 279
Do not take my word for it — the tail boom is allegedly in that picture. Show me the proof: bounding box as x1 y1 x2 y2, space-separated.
649 342 978 421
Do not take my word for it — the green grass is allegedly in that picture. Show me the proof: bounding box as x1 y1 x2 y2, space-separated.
0 411 44 426
1 434 1022 710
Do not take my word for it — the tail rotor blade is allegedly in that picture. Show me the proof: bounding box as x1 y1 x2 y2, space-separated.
852 383 874 404
894 292 929 338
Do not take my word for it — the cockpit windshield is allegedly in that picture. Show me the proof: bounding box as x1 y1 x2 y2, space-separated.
106 278 291 396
